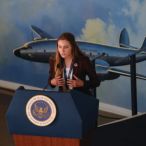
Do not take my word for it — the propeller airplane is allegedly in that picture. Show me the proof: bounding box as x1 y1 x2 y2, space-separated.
13 25 146 81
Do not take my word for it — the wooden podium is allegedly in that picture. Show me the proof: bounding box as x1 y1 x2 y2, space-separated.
6 88 99 146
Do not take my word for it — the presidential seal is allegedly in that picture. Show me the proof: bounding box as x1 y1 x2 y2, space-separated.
26 95 57 126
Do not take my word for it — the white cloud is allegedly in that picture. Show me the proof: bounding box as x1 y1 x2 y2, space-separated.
79 18 118 45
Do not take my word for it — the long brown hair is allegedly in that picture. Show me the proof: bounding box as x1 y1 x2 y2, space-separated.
54 32 85 76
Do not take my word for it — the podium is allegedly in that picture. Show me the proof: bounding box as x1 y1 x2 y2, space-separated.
6 88 99 146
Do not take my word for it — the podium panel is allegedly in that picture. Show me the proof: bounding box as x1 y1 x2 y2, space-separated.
6 88 99 146
13 134 81 146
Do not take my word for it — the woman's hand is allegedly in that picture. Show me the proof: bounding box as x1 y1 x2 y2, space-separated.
51 76 65 86
67 75 84 88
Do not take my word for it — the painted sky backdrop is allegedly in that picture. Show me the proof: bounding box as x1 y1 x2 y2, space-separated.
0 0 146 111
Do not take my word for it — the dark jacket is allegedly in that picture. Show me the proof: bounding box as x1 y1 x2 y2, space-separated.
48 56 100 96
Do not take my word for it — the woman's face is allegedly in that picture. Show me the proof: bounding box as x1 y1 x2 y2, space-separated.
57 39 73 59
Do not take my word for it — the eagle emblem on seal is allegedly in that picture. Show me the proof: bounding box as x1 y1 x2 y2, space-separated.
32 101 51 120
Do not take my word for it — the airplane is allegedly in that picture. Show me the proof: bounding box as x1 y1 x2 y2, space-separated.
13 25 146 81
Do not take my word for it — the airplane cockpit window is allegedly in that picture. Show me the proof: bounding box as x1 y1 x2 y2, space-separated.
26 45 32 49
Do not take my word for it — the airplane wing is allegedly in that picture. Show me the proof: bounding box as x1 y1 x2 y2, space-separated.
31 25 53 39
96 64 146 81
108 67 146 80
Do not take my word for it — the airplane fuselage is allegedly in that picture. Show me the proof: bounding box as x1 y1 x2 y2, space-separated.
14 39 145 64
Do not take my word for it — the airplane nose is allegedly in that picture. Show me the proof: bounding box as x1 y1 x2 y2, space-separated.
13 47 21 57
13 46 29 57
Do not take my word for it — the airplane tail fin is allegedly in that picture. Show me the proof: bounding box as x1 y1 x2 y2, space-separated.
119 29 146 53
119 36 146 54
139 37 146 53
141 37 146 49
119 28 130 47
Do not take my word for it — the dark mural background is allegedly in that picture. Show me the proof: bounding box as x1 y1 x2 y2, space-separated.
0 0 146 111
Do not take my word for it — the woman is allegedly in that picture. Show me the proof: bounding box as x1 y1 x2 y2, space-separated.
48 32 100 96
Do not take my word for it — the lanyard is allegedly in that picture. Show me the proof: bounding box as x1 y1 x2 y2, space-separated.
64 62 73 88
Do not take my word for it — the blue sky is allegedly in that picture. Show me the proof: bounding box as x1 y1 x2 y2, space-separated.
0 0 146 111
